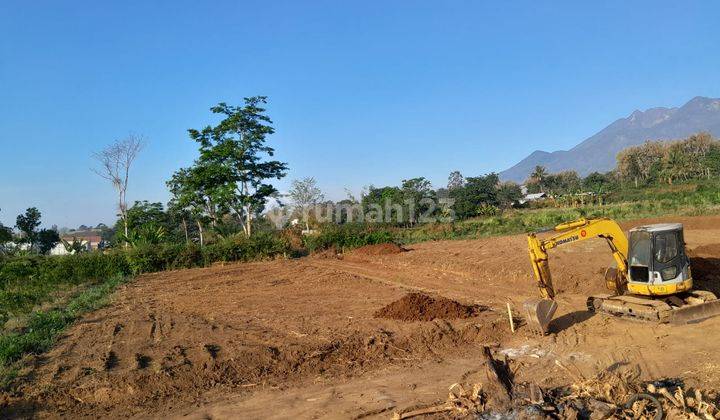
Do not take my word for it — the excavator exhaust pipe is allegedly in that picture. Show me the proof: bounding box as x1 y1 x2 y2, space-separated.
523 298 558 334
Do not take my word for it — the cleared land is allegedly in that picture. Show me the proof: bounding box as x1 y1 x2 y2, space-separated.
3 215 720 418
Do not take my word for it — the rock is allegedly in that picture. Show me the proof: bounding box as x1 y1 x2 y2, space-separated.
587 399 616 419
559 404 579 420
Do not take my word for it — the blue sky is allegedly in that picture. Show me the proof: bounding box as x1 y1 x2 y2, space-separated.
1 1 719 228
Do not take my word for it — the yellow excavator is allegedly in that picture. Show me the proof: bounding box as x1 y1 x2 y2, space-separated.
524 217 720 334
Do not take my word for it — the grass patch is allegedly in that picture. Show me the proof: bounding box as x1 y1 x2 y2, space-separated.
0 274 128 387
302 224 395 252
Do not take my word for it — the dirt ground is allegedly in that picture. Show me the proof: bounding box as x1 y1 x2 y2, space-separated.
3 215 720 419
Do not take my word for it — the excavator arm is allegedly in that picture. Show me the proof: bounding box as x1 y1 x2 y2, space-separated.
525 217 630 333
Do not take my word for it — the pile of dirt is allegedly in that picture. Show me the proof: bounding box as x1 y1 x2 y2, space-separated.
374 293 482 321
312 245 342 259
690 243 720 257
350 242 407 256
689 245 720 295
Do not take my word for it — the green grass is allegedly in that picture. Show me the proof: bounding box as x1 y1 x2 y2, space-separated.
0 253 131 328
0 274 128 387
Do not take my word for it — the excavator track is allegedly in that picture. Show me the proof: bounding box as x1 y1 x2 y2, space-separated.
587 291 720 324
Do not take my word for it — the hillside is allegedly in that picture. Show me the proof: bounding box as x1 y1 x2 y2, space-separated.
500 96 720 182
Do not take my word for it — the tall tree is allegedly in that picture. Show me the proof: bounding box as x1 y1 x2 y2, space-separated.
447 171 465 190
529 165 548 192
288 177 324 230
16 207 42 249
184 97 288 236
401 177 435 225
0 209 12 245
92 134 145 239
449 173 500 219
36 229 60 254
583 171 616 194
496 182 522 208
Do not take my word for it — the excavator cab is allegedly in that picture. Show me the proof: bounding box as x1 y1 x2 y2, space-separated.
626 224 692 295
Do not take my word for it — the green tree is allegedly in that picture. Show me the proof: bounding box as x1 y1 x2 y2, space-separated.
16 207 42 249
704 141 720 177
362 186 403 224
185 97 288 236
583 171 616 193
529 165 548 192
496 182 522 208
0 210 12 246
0 226 10 244
167 164 227 246
62 237 88 254
401 177 436 225
125 201 170 230
36 228 60 254
449 173 500 219
544 171 581 195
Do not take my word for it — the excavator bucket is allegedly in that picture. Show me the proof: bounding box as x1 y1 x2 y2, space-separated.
523 298 558 334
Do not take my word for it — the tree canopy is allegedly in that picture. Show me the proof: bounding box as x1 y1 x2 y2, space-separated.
168 96 288 238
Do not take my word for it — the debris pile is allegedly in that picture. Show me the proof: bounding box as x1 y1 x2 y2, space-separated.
392 347 720 419
553 363 719 419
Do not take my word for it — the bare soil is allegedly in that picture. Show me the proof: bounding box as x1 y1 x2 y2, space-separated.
348 243 407 256
3 214 720 419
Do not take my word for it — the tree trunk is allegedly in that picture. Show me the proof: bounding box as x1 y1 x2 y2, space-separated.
196 220 204 247
182 218 189 244
245 205 252 237
120 190 129 248
122 213 129 249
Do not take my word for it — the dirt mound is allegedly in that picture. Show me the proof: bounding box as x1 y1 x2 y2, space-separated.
374 293 482 321
688 245 720 295
690 243 720 257
350 242 407 256
312 245 342 259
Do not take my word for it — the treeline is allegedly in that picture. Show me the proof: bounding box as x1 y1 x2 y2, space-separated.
524 132 720 196
67 131 720 247
617 132 720 186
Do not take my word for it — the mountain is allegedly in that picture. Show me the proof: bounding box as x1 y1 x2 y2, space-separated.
500 96 720 182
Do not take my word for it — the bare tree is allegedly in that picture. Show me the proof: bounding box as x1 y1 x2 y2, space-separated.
288 177 324 231
92 135 145 240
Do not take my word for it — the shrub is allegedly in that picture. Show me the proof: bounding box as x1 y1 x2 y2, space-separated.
303 224 395 252
203 232 290 263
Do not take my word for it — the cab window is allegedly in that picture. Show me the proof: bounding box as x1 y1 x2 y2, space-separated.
629 231 651 267
654 231 678 263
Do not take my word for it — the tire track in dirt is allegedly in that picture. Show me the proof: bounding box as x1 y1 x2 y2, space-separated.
308 259 438 295
308 258 518 310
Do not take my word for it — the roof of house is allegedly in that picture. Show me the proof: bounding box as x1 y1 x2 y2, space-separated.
524 192 547 200
61 234 102 242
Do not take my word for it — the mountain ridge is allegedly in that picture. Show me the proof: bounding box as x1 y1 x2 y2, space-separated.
499 96 720 182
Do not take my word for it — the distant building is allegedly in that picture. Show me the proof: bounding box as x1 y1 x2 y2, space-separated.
518 192 547 205
50 230 104 255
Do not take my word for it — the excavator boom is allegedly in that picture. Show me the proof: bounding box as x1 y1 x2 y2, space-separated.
524 218 629 333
